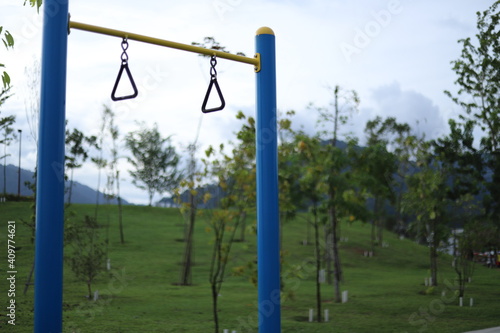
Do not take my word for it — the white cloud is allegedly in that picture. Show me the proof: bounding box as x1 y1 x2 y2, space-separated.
370 82 445 139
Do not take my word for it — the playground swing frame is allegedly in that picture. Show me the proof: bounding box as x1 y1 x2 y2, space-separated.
34 1 281 333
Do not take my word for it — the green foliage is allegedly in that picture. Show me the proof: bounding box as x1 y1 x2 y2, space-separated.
296 136 325 318
313 85 359 142
24 0 43 12
446 1 500 220
0 89 14 139
402 139 446 226
1 87 16 196
191 37 246 57
1 29 14 49
65 126 97 205
278 110 302 221
0 27 14 88
65 127 95 170
1 0 41 88
402 138 452 286
451 198 483 298
102 106 125 243
424 286 435 295
434 119 483 203
445 1 500 151
65 215 107 299
125 122 181 206
1 70 10 89
0 0 40 88
201 141 250 333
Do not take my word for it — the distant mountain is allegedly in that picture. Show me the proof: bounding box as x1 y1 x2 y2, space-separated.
0 164 130 205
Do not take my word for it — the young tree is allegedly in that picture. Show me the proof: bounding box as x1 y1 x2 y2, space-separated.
277 110 303 294
402 139 450 287
65 215 107 299
104 106 125 244
231 111 258 242
445 0 500 221
65 127 96 205
91 107 110 220
202 143 247 333
451 195 484 298
277 110 301 220
230 110 300 296
433 114 493 291
125 122 181 206
21 60 40 235
24 59 40 145
175 142 202 286
296 133 326 322
312 85 359 301
0 87 15 195
362 117 398 250
434 119 483 203
386 120 415 236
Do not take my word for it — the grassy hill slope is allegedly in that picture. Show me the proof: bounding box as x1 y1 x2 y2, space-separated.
1 202 499 332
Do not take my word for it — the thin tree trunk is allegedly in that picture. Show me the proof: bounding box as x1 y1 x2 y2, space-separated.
330 86 343 302
326 189 339 286
306 219 311 245
212 283 219 333
118 195 124 244
180 215 194 285
430 242 438 287
454 256 465 297
94 166 102 221
325 224 333 285
68 167 74 205
430 220 438 287
458 272 465 297
210 235 223 333
378 218 384 245
331 203 342 302
117 171 124 244
313 204 322 322
148 191 154 207
87 280 92 300
3 139 7 195
182 241 194 286
376 197 384 245
180 192 196 285
239 211 247 242
371 197 379 251
280 212 284 291
371 219 376 252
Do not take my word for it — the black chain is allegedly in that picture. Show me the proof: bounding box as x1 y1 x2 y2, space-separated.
210 55 217 80
121 38 129 64
201 54 225 113
111 37 138 101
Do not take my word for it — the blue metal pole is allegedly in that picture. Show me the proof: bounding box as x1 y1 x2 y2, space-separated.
34 0 68 331
255 27 281 333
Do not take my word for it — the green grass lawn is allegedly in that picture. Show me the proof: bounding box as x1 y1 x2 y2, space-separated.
1 202 499 332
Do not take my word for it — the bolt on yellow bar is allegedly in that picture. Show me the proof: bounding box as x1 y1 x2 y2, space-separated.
69 21 261 72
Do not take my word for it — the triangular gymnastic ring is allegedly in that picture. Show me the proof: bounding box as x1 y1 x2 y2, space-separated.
201 78 225 113
111 63 138 101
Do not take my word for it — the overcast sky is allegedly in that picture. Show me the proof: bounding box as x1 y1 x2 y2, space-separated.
0 0 493 204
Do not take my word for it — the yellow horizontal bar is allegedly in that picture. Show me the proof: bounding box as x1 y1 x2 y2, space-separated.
69 21 260 71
